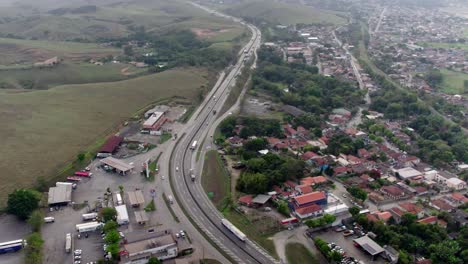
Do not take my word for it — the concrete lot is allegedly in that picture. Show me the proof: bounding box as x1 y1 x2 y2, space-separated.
41 135 222 263
311 229 385 263
0 215 30 264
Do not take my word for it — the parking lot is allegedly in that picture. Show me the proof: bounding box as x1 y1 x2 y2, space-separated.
310 229 385 264
0 215 30 264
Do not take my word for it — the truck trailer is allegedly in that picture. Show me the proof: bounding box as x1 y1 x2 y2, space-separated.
82 213 98 221
75 222 103 233
115 205 129 225
65 233 72 253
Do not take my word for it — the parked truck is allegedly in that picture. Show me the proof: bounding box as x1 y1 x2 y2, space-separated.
75 222 103 233
65 233 72 253
82 213 98 221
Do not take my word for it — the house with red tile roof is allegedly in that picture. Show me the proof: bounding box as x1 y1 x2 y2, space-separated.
295 185 314 195
283 124 297 138
399 202 424 219
430 199 455 212
293 203 323 219
238 195 253 207
291 191 327 208
301 151 319 161
284 180 298 190
333 166 349 177
450 192 468 205
357 148 371 159
375 211 392 222
274 142 289 150
267 137 282 147
347 155 363 165
296 126 308 137
417 216 447 228
381 185 405 200
389 207 405 223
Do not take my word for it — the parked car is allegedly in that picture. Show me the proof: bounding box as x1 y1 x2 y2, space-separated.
343 230 354 237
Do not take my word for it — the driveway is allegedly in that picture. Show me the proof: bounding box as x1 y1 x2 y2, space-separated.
273 225 327 264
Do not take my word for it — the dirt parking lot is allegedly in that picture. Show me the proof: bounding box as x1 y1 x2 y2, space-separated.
311 229 385 263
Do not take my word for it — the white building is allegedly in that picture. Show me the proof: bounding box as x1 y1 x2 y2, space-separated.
394 167 422 180
446 178 466 190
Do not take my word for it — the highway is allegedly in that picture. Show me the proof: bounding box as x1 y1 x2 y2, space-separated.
167 3 277 264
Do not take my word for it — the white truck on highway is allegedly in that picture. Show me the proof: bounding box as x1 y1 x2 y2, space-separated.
190 140 198 150
65 233 72 253
221 218 246 242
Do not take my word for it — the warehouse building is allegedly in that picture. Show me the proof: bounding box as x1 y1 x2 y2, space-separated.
48 182 73 206
120 230 179 264
353 235 385 260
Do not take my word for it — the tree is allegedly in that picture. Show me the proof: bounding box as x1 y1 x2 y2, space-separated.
105 230 120 244
28 210 44 232
106 243 120 259
7 189 41 220
103 220 118 233
323 214 336 224
77 153 86 162
347 186 367 202
276 200 290 217
147 257 162 264
429 240 462 264
101 207 117 222
398 250 412 264
349 206 360 217
25 232 43 264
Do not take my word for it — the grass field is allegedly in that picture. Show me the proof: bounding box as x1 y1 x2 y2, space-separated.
0 62 146 89
440 69 468 94
285 243 319 264
201 150 231 208
223 0 346 25
0 38 120 66
0 68 208 206
222 208 280 259
419 41 468 50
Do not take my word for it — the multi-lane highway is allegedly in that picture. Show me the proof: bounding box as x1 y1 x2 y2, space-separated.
166 3 277 264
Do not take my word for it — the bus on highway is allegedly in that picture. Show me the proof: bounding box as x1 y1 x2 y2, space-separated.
190 140 198 150
221 219 246 242
0 239 26 254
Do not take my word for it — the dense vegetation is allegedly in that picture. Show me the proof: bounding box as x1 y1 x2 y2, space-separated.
110 29 241 71
237 151 306 194
252 46 364 115
7 189 41 220
354 213 467 264
362 60 468 165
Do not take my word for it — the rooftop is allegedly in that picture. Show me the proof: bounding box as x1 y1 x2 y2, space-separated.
99 135 123 153
353 235 385 256
124 234 175 255
48 182 72 205
294 191 326 206
252 194 271 205
100 157 134 172
128 190 145 206
395 167 422 179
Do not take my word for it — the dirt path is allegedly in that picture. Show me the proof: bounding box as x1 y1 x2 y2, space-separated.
225 155 241 199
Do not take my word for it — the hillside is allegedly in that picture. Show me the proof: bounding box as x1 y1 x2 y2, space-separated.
0 68 209 206
223 0 346 26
